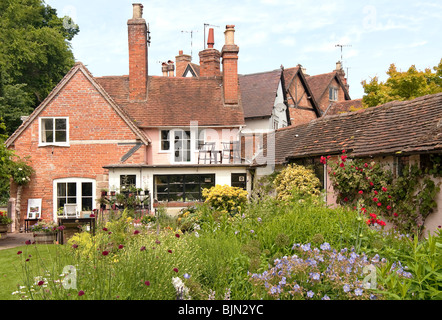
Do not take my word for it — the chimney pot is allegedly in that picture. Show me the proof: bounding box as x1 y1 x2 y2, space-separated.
207 28 215 48
224 25 235 45
132 3 144 19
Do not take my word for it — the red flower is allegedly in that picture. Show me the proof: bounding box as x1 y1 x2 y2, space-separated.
25 240 31 245
140 246 146 251
320 156 327 164
168 249 173 254
173 268 179 273
369 182 374 187
358 190 363 194
38 281 44 286
343 197 348 202
393 213 398 217
377 202 382 207
102 251 109 256
387 205 392 210
144 281 150 286
382 187 387 192
341 155 347 162
103 228 108 231
342 149 346 153
17 251 22 255
78 290 85 296
90 214 95 218
364 163 368 168
118 245 124 249
133 230 140 235
374 190 378 195
175 234 180 238
72 244 78 249
369 213 377 219
388 195 392 199
340 162 345 168
373 197 378 202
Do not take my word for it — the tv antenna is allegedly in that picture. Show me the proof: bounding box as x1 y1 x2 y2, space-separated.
335 44 352 62
203 23 220 49
181 29 198 60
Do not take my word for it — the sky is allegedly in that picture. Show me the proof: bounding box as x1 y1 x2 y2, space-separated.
45 0 442 99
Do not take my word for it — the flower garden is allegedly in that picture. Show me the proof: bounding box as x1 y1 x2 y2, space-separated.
3 153 442 300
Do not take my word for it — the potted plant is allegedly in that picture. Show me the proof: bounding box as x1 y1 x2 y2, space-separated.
31 220 58 244
0 211 13 234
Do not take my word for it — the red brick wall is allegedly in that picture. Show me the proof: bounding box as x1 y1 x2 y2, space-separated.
199 49 221 77
222 46 239 104
9 69 146 224
316 78 347 113
128 19 148 100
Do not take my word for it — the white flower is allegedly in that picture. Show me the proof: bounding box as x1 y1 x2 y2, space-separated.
194 231 199 238
18 168 22 171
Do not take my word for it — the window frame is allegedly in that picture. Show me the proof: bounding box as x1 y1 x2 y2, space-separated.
154 174 215 202
52 178 96 221
329 87 338 101
39 117 69 147
158 128 200 163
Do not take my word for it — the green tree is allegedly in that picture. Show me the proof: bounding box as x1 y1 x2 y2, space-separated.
0 0 79 135
361 59 442 108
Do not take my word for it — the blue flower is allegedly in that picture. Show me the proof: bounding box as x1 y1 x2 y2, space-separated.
301 243 311 252
183 273 191 279
310 272 320 281
320 242 331 250
354 288 363 296
307 290 314 298
343 284 350 293
321 294 330 300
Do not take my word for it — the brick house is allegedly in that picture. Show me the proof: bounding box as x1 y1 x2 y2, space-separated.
270 93 442 234
5 4 262 228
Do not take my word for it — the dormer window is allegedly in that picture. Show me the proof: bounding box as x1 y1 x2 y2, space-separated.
329 87 338 101
39 117 69 146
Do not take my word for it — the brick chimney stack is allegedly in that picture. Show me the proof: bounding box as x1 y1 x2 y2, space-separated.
176 50 192 77
199 28 221 77
221 25 239 105
128 3 148 100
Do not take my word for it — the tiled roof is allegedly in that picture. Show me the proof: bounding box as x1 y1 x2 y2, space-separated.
96 75 245 127
273 93 442 164
239 70 282 119
323 99 363 116
305 72 336 102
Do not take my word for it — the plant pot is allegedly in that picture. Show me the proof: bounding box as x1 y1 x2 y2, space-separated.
0 223 9 233
33 231 57 244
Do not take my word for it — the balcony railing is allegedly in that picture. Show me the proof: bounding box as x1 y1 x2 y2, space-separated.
198 141 241 164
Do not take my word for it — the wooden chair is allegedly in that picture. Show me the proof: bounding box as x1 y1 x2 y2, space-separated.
63 203 80 219
222 141 241 163
198 142 216 164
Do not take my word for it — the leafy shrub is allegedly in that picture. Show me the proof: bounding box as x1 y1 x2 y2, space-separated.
202 184 248 214
273 164 321 201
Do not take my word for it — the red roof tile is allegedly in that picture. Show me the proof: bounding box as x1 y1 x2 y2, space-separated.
96 75 245 127
323 99 363 116
273 93 442 164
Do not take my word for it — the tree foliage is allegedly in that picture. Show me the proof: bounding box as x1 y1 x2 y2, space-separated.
361 59 442 108
0 0 79 135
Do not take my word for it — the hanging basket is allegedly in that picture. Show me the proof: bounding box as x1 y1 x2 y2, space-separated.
33 231 57 244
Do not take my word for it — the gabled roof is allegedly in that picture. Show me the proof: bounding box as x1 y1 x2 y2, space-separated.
6 62 151 147
282 66 322 118
182 63 200 77
96 75 245 127
305 71 351 106
273 93 442 164
239 69 282 119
